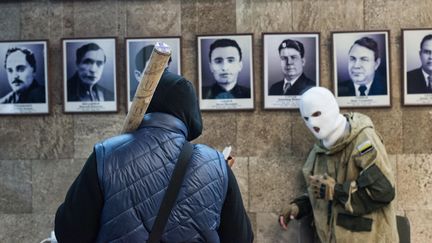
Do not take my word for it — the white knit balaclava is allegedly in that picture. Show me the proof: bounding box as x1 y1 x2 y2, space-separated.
299 87 347 148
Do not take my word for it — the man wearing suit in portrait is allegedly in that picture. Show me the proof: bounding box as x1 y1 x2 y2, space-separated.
338 37 387 97
202 38 250 99
67 42 114 102
407 34 432 94
0 47 46 104
269 39 315 96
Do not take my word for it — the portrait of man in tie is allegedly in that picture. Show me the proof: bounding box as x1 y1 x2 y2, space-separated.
406 34 432 94
263 33 319 109
337 36 387 97
332 31 390 108
402 29 432 106
197 34 254 110
268 39 315 96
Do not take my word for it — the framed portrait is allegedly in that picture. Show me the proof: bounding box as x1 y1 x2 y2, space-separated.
402 28 432 106
263 32 320 109
62 37 117 113
0 40 49 115
332 30 391 108
197 34 254 110
126 37 181 111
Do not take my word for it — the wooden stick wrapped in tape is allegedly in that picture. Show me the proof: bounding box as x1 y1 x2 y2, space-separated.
121 42 172 133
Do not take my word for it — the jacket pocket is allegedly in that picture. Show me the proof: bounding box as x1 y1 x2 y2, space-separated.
336 213 372 232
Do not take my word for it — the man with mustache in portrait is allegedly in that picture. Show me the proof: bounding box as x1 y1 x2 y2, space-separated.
202 38 251 99
0 47 45 104
338 37 387 97
67 42 114 102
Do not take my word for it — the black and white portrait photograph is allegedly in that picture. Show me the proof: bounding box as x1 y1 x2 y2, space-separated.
0 40 49 115
332 31 391 108
263 33 319 109
62 37 117 113
197 34 254 110
126 37 181 111
403 29 432 106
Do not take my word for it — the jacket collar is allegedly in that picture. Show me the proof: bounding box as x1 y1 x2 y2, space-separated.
313 112 374 154
138 112 188 138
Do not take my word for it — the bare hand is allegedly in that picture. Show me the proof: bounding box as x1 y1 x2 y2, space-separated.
227 156 235 167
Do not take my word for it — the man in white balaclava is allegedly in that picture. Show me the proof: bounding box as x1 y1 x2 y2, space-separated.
298 87 347 148
279 87 399 243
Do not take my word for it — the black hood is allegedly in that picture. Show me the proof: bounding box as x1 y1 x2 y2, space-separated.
146 70 203 141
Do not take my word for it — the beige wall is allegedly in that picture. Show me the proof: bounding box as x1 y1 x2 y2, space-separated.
0 0 431 242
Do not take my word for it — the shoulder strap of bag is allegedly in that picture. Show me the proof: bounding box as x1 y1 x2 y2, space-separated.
147 141 193 243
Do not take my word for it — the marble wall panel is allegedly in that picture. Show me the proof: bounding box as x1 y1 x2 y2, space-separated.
402 108 432 153
180 0 199 47
196 0 236 35
365 0 432 44
126 0 181 37
20 1 50 39
249 156 306 212
0 213 55 243
291 115 316 157
237 111 293 157
0 2 20 40
292 0 364 45
319 42 333 89
181 47 198 87
73 114 124 158
32 159 85 214
0 105 73 160
231 156 250 210
406 209 432 243
397 154 432 210
236 0 293 37
73 0 119 37
0 160 32 213
254 212 317 243
194 112 238 153
389 42 402 101
0 214 33 243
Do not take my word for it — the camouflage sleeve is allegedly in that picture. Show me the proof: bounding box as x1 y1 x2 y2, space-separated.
333 131 395 216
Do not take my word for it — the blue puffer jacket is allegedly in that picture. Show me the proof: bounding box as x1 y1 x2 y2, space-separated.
94 112 228 242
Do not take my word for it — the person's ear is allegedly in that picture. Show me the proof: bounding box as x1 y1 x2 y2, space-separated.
239 60 243 70
134 70 142 82
374 57 381 70
302 57 306 67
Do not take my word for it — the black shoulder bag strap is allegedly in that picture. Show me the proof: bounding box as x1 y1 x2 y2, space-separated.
147 141 193 243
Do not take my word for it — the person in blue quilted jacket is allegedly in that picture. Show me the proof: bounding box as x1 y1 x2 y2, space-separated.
54 69 253 243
